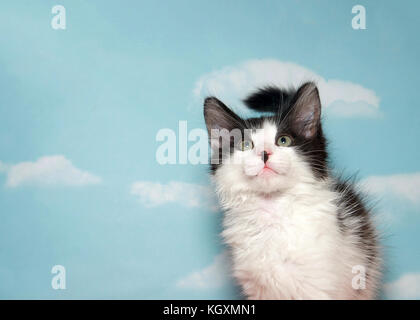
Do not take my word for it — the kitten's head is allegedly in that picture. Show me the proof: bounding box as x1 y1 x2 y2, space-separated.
204 82 328 195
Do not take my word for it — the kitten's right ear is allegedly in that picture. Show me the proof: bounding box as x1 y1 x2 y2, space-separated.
289 82 321 139
203 97 244 134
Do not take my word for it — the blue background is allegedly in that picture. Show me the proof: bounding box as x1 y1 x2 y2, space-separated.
0 0 419 299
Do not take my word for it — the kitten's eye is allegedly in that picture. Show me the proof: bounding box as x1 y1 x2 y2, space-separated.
276 135 292 147
238 140 254 151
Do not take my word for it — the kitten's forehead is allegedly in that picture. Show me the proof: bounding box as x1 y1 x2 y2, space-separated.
250 120 278 144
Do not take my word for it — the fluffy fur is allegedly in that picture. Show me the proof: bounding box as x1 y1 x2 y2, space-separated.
203 82 381 300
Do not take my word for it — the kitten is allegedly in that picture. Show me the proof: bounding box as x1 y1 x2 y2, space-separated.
203 82 382 299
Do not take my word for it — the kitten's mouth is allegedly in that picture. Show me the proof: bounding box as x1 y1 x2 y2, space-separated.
257 165 278 177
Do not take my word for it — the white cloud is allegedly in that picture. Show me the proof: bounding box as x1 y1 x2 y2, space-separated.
384 273 420 299
194 59 380 117
0 155 101 187
361 172 420 203
130 181 218 211
176 252 231 289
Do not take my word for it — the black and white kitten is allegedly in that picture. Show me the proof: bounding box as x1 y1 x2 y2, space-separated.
203 82 381 299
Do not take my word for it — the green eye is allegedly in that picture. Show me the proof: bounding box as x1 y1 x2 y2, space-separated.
277 135 292 147
238 140 254 151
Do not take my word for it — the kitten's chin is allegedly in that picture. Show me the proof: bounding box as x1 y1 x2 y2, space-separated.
256 169 277 180
257 167 278 178
247 171 292 194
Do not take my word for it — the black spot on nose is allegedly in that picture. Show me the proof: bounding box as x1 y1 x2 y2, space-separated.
262 151 269 163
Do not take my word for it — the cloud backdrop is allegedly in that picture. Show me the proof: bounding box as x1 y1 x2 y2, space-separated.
384 273 420 299
194 59 380 118
0 155 101 188
177 252 231 289
361 173 420 204
130 181 218 211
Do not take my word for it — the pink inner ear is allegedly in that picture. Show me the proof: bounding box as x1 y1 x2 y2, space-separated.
297 108 319 138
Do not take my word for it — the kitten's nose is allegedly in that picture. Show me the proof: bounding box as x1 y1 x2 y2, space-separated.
262 151 270 163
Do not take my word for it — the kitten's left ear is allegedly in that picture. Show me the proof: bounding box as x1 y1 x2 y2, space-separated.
290 82 321 139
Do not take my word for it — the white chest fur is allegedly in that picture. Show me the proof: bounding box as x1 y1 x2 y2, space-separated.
219 181 362 299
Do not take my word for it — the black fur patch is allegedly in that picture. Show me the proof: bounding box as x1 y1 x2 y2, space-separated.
333 176 380 265
243 86 295 113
